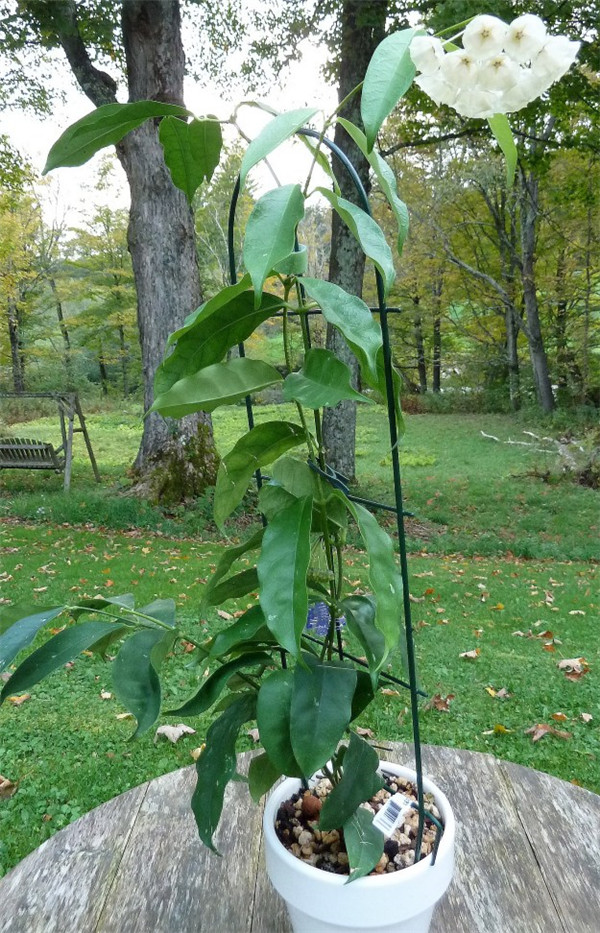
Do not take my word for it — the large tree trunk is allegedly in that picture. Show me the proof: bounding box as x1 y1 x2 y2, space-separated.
505 305 521 411
322 0 387 482
7 299 25 393
49 0 218 501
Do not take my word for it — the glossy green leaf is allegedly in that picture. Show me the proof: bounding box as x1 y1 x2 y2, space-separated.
317 190 395 298
273 244 308 276
167 275 250 345
257 495 312 658
137 598 176 628
258 483 298 521
243 184 305 305
341 595 386 677
159 117 222 203
290 653 357 777
44 101 191 173
301 278 382 385
343 807 384 882
338 119 409 253
256 669 303 777
192 692 257 852
209 606 271 659
248 752 282 803
320 732 383 831
270 457 316 498
202 529 264 614
488 113 518 188
205 568 259 606
351 671 376 721
112 628 175 738
361 29 419 151
150 357 282 419
70 594 135 621
346 501 404 670
214 420 306 530
167 652 270 717
0 621 124 703
156 285 285 396
240 108 319 188
283 348 371 409
0 605 64 672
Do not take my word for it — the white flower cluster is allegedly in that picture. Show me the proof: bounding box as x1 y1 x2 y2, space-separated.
410 14 580 119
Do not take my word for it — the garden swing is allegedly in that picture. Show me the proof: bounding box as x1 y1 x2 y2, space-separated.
0 392 101 492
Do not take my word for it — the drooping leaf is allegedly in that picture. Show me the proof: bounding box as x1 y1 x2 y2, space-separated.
270 457 316 498
156 285 285 396
240 107 319 188
258 483 298 521
243 184 305 305
351 671 376 721
488 113 518 187
290 653 357 778
361 29 419 151
70 594 135 621
343 807 384 882
283 348 371 409
205 568 259 606
341 595 386 677
273 244 308 276
201 529 264 614
137 598 176 628
112 628 175 738
319 732 383 831
0 605 64 672
159 116 222 203
213 421 306 530
192 692 257 852
209 605 270 659
0 621 124 703
257 496 312 658
256 669 303 777
44 101 191 173
338 119 409 253
150 357 283 418
167 652 270 717
317 190 395 298
248 752 282 803
301 278 382 385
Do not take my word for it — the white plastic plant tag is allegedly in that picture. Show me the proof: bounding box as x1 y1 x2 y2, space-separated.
372 793 414 837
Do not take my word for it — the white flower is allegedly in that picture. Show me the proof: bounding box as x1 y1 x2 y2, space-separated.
441 49 477 87
414 73 457 108
534 36 581 81
462 15 508 58
500 69 550 113
504 14 547 63
453 87 499 119
477 54 521 92
409 36 445 75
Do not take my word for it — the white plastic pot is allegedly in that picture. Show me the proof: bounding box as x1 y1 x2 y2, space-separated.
263 762 455 933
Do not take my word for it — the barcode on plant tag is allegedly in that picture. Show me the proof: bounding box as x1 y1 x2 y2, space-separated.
372 793 413 837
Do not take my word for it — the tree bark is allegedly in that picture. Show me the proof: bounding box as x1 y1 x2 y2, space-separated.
412 297 427 393
321 0 387 482
7 299 25 393
49 277 73 388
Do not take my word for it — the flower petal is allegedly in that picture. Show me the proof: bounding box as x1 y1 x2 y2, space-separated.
462 15 508 58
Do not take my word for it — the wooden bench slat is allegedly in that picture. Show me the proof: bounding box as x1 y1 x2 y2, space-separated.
0 438 65 472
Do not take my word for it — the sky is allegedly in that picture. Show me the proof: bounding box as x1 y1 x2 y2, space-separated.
0 33 336 228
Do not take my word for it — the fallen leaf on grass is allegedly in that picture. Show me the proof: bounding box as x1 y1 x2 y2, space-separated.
217 609 233 620
558 657 590 680
247 728 260 743
380 688 400 697
473 628 484 638
424 693 455 712
551 712 568 722
459 649 480 660
116 713 133 721
7 694 31 706
190 745 206 761
490 603 505 611
99 691 113 700
0 775 18 799
580 713 593 724
485 686 512 699
180 640 196 653
525 723 572 742
154 723 196 744
569 610 585 616
482 724 513 735
0 672 11 683
356 726 375 738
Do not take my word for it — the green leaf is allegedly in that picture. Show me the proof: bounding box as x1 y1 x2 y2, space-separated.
301 278 382 385
273 244 308 276
351 671 376 721
346 502 404 670
240 107 319 189
256 669 303 777
70 594 135 621
299 134 339 192
243 184 305 305
488 113 518 187
137 598 176 628
214 421 306 530
257 495 312 658
320 733 383 831
317 189 396 298
159 117 222 203
156 284 285 397
341 595 386 677
338 119 409 254
283 348 371 409
290 653 357 777
248 752 282 803
209 605 269 659
343 807 384 882
258 483 298 522
0 621 124 703
205 568 259 606
361 29 419 151
167 652 270 717
150 357 283 418
0 605 64 672
112 628 175 738
270 457 316 498
44 101 191 173
202 529 264 614
192 692 257 852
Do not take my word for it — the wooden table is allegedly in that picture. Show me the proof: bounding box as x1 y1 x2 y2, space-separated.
1 744 599 932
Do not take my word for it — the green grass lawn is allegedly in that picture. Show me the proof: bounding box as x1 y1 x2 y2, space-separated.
0 404 598 876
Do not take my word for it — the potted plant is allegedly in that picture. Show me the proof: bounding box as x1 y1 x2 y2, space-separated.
0 12 578 933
